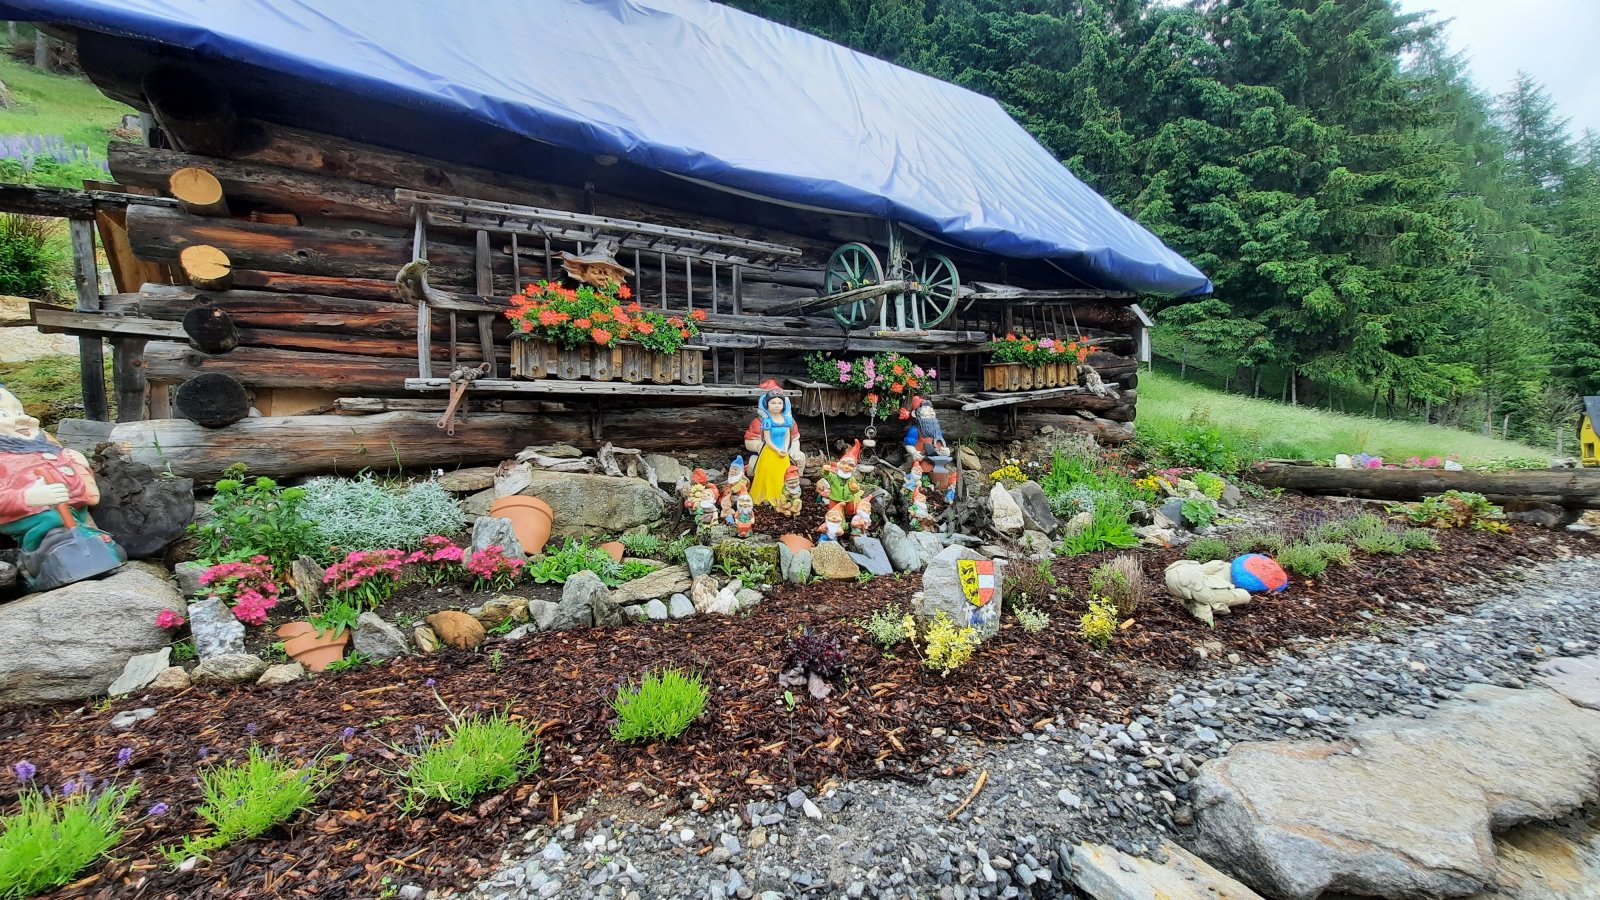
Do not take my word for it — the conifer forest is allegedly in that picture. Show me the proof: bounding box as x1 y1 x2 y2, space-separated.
732 0 1600 448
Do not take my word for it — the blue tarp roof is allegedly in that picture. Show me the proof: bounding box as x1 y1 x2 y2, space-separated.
7 0 1211 296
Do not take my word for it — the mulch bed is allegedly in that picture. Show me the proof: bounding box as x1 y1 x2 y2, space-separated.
2 498 1594 900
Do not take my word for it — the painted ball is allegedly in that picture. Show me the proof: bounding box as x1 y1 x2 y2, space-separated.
1231 553 1288 593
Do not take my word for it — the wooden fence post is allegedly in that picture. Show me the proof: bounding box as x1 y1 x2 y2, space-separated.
70 219 109 421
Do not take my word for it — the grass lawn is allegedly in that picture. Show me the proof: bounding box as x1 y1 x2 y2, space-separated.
1137 369 1548 467
0 54 132 155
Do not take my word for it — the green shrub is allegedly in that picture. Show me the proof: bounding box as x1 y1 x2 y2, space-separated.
1088 554 1147 617
856 603 911 652
0 213 66 300
1012 600 1051 634
0 782 137 899
611 667 708 742
401 710 539 811
160 746 328 864
1315 542 1353 567
1079 598 1118 650
1304 517 1355 544
1277 543 1328 577
526 538 624 585
298 474 463 558
1152 412 1242 472
1231 530 1286 556
1184 536 1230 561
619 533 663 557
1003 560 1056 605
1180 497 1219 529
1401 528 1442 551
189 464 320 569
1396 490 1509 532
1354 527 1406 555
1192 472 1226 500
1347 513 1389 539
1058 496 1140 555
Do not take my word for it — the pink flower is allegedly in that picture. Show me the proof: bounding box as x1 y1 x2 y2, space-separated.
156 610 186 629
927 369 937 379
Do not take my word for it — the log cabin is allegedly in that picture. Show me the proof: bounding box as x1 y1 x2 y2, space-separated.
0 0 1209 482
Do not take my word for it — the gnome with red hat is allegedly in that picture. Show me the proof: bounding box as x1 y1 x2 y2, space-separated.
903 396 956 491
817 440 868 533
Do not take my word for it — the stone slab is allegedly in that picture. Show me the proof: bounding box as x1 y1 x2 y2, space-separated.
1071 842 1262 900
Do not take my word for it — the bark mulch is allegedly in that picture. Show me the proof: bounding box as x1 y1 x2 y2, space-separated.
1 503 1593 900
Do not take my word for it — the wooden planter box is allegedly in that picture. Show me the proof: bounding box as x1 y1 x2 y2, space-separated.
982 361 1077 391
510 339 705 385
795 386 867 417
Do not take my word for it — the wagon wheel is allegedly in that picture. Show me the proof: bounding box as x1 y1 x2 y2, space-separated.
825 242 884 330
905 253 960 329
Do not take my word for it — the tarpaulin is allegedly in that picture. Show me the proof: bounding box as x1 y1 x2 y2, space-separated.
6 0 1211 295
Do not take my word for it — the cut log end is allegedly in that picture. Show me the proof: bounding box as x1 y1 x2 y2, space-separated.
179 244 234 291
181 304 239 354
174 372 250 428
168 166 229 217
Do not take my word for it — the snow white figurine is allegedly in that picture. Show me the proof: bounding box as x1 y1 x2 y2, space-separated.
749 387 799 507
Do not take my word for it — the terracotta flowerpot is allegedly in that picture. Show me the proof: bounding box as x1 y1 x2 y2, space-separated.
275 620 349 673
489 495 553 555
778 533 815 553
599 541 625 563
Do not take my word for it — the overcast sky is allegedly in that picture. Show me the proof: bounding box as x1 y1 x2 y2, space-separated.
1396 0 1600 138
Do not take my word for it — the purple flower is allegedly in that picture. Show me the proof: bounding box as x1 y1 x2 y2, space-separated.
11 761 35 782
148 802 169 817
197 747 210 761
245 723 258 736
116 747 133 767
61 779 78 796
424 678 437 688
341 727 356 740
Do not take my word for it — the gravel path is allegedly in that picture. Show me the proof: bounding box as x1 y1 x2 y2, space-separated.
460 548 1600 900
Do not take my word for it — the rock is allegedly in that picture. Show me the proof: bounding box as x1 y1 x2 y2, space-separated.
1135 524 1176 548
435 466 497 493
958 446 981 471
473 595 529 628
623 604 649 623
1070 842 1261 900
174 560 208 597
880 524 922 572
690 574 722 614
288 555 325 607
989 483 1025 535
552 571 605 630
471 516 526 559
907 531 944 568
1166 560 1251 626
527 599 560 631
1011 482 1060 534
918 546 1003 639
1021 529 1053 559
110 707 157 730
591 589 626 628
684 546 714 578
1062 511 1094 536
1193 683 1600 900
256 662 306 686
187 596 246 661
0 563 186 704
1156 498 1186 530
509 470 667 539
193 653 269 684
502 623 535 639
526 443 583 459
809 541 861 580
1471 815 1600 900
353 612 410 660
108 647 172 697
668 593 695 618
1220 482 1243 508
609 565 691 605
425 611 486 650
1503 500 1580 529
1538 656 1600 710
735 588 763 609
412 625 441 653
642 454 687 487
704 583 740 616
645 599 669 620
779 542 812 584
850 536 894 576
149 666 192 690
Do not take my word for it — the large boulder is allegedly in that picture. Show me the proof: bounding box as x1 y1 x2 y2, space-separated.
1010 482 1059 535
850 536 894 576
880 524 922 573
918 547 1003 640
187 596 245 660
353 612 410 660
609 565 692 605
504 470 666 538
0 562 184 705
989 483 1025 536
193 653 269 684
425 611 486 650
471 516 525 558
809 541 861 580
551 571 606 630
907 531 944 569
1192 683 1600 900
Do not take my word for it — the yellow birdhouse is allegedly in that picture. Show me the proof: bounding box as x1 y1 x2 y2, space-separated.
1583 397 1600 467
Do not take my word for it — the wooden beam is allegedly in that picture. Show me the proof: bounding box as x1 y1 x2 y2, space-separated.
70 219 108 421
110 338 148 423
1249 463 1600 510
406 377 779 399
143 342 415 392
168 166 230 217
0 183 94 219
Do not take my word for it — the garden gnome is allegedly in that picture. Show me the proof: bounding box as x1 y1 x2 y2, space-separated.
1164 559 1250 626
778 465 804 517
734 493 756 538
683 469 720 530
744 379 806 470
908 487 934 531
720 456 749 523
817 504 846 542
816 440 865 520
903 397 955 490
0 386 124 590
557 240 633 291
749 385 800 508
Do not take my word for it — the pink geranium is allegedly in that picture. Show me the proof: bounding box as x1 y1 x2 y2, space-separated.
199 557 279 627
323 548 406 608
466 545 524 592
156 609 187 630
407 535 467 585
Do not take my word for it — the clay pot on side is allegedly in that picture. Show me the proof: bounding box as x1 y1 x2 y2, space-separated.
275 620 349 673
490 496 554 555
598 541 625 563
778 533 815 554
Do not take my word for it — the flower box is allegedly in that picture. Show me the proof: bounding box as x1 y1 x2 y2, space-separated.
982 361 1077 392
510 338 705 385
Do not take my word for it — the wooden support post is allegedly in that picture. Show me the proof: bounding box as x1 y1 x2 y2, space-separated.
167 166 230 217
70 219 108 422
148 383 172 419
474 229 496 378
110 338 147 423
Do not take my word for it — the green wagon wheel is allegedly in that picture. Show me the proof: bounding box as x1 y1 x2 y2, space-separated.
825 242 884 330
905 253 960 329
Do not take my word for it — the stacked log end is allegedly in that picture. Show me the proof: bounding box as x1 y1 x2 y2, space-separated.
178 244 233 291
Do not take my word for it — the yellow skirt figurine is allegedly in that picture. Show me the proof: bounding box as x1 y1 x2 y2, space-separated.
748 388 798 507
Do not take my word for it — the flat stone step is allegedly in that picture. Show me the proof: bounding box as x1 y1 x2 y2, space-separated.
1071 841 1262 900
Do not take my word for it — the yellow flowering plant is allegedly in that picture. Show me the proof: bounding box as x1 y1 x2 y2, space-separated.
1079 598 1118 650
988 464 1028 487
922 611 978 676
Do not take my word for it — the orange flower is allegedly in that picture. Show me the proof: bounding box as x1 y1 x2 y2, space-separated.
518 320 532 333
1005 333 1017 341
538 310 562 326
591 328 613 345
865 392 879 404
907 377 919 388
1077 347 1090 362
636 321 655 335
593 311 611 323
680 328 691 338
689 308 708 322
626 301 641 312
892 364 904 375
668 316 685 328
1023 342 1036 352
575 317 592 329
618 284 633 300
889 382 905 393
